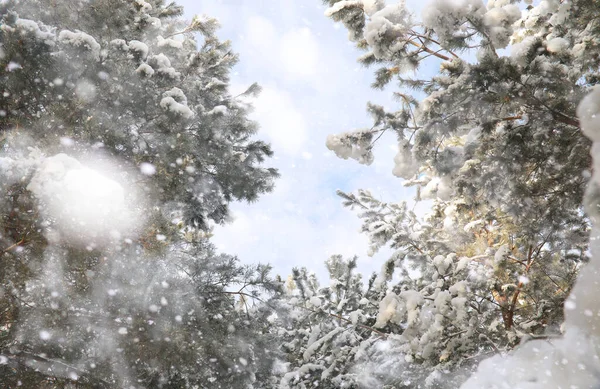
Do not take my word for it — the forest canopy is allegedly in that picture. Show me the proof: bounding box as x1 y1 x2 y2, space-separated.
1 0 600 388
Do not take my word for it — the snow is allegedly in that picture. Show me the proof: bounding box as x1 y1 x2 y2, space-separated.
481 4 520 48
392 140 418 179
362 0 385 16
303 327 344 361
375 292 404 327
494 244 510 263
148 53 180 79
207 105 228 115
326 131 374 165
7 62 21 71
422 0 486 43
135 63 155 77
58 30 101 60
75 79 97 102
463 219 484 232
39 330 52 340
160 87 194 119
364 2 412 59
309 296 322 307
459 86 600 389
324 0 385 18
577 86 600 142
571 43 586 58
157 36 183 49
280 364 325 389
548 2 571 26
518 275 530 284
135 0 153 12
421 176 452 200
510 36 537 66
128 40 149 59
59 137 74 146
205 78 227 89
324 1 362 18
139 162 156 175
27 154 139 246
14 18 56 45
546 37 569 53
110 39 129 51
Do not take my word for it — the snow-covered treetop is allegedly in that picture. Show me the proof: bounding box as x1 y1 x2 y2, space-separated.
316 0 599 386
0 1 282 387
1 0 278 233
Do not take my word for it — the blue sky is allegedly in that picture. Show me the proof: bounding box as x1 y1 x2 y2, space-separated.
177 0 421 280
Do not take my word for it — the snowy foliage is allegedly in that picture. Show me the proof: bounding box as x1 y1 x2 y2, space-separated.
461 75 600 389
0 1 281 388
321 0 599 386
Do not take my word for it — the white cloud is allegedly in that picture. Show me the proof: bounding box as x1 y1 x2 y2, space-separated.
180 0 416 281
280 27 319 78
244 15 277 55
213 192 375 278
251 86 308 155
242 16 319 81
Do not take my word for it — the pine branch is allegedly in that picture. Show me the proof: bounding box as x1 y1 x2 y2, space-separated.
406 39 452 61
3 350 113 387
299 304 388 338
408 31 460 59
1 238 25 254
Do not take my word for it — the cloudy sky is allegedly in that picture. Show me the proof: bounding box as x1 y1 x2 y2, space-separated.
177 0 424 280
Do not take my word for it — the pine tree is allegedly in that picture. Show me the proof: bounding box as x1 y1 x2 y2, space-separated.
318 0 599 386
461 83 600 389
0 1 281 387
277 256 387 388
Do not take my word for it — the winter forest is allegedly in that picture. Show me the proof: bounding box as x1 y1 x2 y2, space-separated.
1 0 600 388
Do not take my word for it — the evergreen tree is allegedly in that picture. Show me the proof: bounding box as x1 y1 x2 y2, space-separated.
310 0 599 386
277 256 383 388
461 84 600 389
0 0 281 387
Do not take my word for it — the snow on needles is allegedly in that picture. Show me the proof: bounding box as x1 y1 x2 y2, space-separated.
58 30 101 60
459 87 600 389
160 87 195 119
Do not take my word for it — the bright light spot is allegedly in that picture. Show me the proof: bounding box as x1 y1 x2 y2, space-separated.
518 275 530 284
60 137 74 147
75 79 97 102
7 62 22 71
39 330 52 340
27 154 140 246
139 162 156 176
